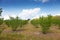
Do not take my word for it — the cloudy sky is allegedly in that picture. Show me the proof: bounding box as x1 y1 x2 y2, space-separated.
0 0 60 20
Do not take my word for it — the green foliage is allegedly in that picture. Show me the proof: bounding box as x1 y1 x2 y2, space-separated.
52 16 60 29
0 18 3 25
0 18 4 34
0 8 4 34
4 20 10 27
31 19 39 28
4 16 28 31
39 15 52 34
9 16 21 31
19 20 28 27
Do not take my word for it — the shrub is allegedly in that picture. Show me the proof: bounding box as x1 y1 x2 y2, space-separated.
0 18 3 25
39 15 52 34
19 20 28 27
9 16 21 31
31 19 39 28
4 20 10 27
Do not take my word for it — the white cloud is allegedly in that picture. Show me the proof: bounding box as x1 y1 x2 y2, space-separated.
32 15 40 19
2 8 60 20
52 13 60 16
18 8 41 19
2 10 17 20
2 8 41 20
3 14 17 20
34 0 49 3
3 14 9 20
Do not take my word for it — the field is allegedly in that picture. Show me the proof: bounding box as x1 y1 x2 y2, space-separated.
0 0 60 40
0 21 60 40
0 15 60 40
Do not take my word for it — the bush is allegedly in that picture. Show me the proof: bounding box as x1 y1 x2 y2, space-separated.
19 20 28 27
39 15 52 34
4 20 10 27
31 19 39 28
9 16 21 31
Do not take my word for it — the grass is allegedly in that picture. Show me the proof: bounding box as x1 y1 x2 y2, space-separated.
0 22 60 40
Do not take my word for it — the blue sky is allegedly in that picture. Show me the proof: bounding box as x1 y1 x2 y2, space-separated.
0 0 60 19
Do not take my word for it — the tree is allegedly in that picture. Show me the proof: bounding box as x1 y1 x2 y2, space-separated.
5 16 28 31
31 19 39 28
39 15 52 34
0 8 2 16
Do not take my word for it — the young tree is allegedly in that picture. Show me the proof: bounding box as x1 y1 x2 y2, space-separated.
31 19 39 28
4 20 11 27
39 15 52 34
9 16 20 31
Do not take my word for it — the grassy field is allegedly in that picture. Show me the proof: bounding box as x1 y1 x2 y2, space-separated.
0 22 60 40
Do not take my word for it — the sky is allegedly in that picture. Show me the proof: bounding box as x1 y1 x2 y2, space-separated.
0 0 60 20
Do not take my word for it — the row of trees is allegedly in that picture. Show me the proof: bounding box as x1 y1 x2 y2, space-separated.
0 17 29 34
0 15 60 34
0 8 60 34
4 16 29 31
0 8 29 34
31 15 60 34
